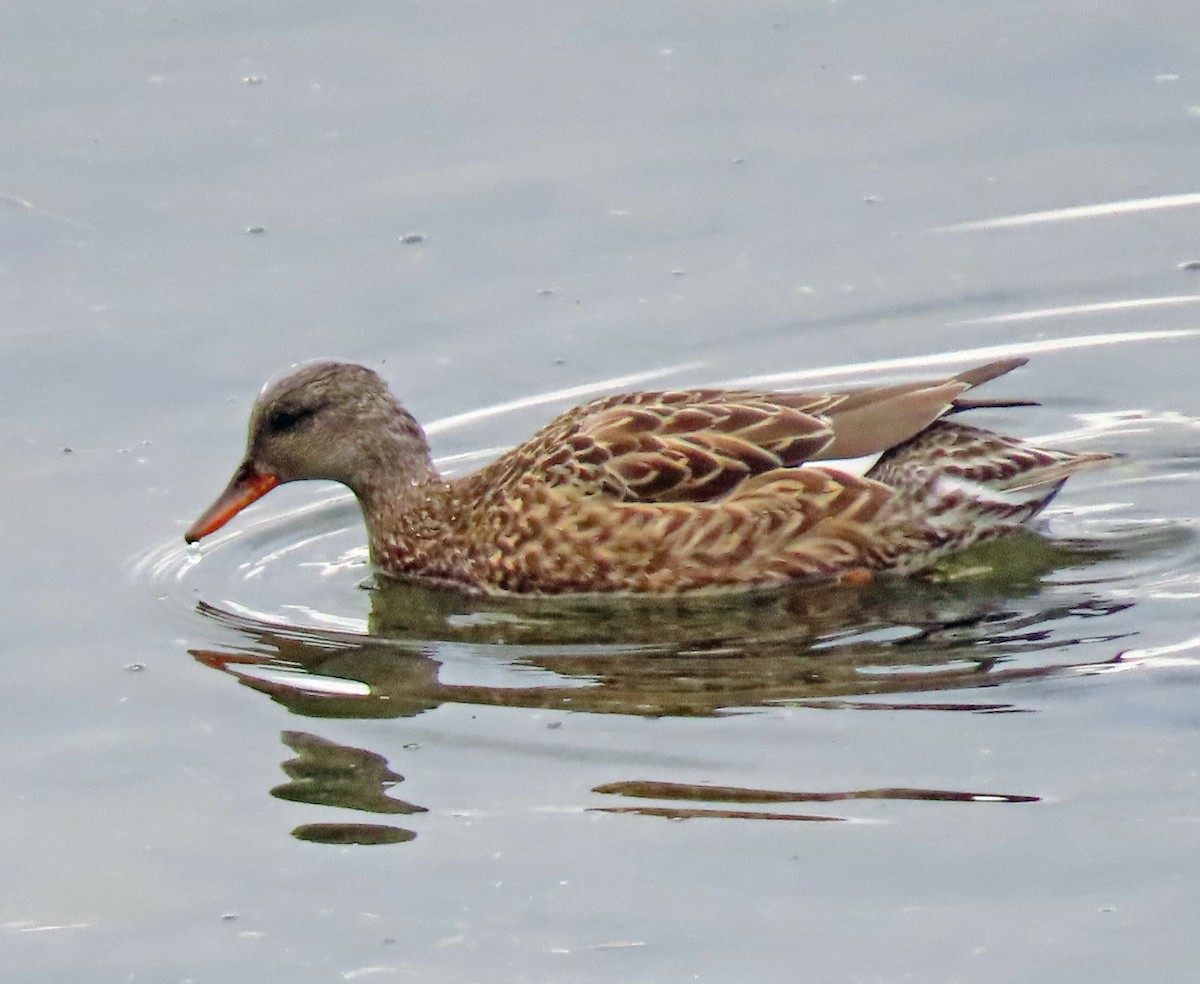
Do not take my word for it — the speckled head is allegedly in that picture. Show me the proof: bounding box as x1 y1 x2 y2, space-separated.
184 361 435 543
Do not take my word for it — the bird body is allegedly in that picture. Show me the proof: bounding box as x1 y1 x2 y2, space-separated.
185 359 1111 595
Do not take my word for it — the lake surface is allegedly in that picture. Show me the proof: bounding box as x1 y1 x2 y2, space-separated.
4 2 1200 981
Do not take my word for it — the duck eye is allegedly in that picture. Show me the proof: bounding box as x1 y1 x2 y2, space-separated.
266 404 320 434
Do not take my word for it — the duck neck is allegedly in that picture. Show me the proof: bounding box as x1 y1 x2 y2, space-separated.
343 412 451 559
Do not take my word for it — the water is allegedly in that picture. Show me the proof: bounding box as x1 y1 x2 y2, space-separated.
4 2 1200 981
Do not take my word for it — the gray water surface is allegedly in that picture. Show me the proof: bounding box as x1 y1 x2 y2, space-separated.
4 2 1200 981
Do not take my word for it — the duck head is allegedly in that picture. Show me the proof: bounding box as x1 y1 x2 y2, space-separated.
184 361 435 543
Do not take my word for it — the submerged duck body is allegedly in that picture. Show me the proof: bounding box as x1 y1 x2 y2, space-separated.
185 358 1111 595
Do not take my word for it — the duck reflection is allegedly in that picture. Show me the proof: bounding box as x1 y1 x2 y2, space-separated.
190 534 1131 838
194 534 1129 719
270 731 426 844
591 780 1040 822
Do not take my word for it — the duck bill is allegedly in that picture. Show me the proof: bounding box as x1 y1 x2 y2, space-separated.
184 464 280 543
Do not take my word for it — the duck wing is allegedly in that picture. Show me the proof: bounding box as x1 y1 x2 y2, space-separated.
487 358 1028 505
572 391 841 502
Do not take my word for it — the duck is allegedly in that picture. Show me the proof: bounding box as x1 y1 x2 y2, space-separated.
184 358 1112 595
